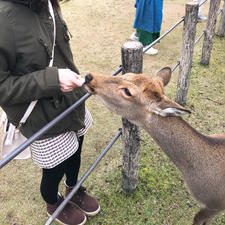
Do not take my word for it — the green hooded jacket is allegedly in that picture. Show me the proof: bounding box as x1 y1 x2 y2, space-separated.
0 0 86 139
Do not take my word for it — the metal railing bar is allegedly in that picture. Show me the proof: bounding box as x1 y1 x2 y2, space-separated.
195 30 205 45
143 17 184 53
0 65 123 168
172 61 180 72
199 0 207 8
0 93 91 169
112 65 123 76
45 128 122 225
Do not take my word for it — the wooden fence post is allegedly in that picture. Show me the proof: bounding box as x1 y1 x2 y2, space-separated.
176 2 198 106
201 0 222 65
121 41 143 192
217 0 225 37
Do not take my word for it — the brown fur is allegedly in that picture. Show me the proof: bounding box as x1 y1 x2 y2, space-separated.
84 67 225 225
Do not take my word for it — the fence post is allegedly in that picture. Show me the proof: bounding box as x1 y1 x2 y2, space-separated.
121 41 142 192
201 0 222 65
217 0 225 37
176 2 198 106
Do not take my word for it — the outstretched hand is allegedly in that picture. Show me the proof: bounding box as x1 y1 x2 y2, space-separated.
58 68 85 92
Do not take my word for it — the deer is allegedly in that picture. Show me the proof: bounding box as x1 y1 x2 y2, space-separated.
83 67 225 225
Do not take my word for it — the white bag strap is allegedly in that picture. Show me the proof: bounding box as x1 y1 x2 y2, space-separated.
48 0 56 67
19 100 38 124
18 0 56 126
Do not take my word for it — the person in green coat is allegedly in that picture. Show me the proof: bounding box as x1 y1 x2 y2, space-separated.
0 0 100 224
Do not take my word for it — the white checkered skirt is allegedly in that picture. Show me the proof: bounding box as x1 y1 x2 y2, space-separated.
30 109 92 169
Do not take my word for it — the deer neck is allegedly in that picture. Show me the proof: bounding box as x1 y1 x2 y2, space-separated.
140 114 207 173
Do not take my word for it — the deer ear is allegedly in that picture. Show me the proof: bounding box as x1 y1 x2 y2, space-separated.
159 107 191 117
154 67 172 86
156 100 191 117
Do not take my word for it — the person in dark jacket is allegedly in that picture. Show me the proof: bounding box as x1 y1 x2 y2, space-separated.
0 0 100 224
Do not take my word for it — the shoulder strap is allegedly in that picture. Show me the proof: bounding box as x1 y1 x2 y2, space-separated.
48 0 56 67
19 100 38 124
19 0 56 125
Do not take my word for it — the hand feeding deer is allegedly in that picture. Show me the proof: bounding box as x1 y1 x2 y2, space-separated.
84 67 225 225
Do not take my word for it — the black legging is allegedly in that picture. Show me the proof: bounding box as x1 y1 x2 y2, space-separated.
40 136 84 204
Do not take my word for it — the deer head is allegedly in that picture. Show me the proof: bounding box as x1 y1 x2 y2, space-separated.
85 67 225 225
84 67 190 123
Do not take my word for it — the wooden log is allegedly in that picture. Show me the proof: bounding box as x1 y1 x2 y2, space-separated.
217 0 225 37
176 2 198 106
121 41 142 192
201 0 222 65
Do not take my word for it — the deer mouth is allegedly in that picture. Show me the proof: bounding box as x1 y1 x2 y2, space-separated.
84 84 95 94
83 74 95 94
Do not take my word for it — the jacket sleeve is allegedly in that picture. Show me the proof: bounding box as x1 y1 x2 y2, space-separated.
0 11 61 107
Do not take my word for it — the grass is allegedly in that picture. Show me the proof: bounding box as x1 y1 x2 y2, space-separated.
0 0 224 224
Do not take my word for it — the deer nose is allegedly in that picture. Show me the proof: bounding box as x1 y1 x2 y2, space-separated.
85 74 93 84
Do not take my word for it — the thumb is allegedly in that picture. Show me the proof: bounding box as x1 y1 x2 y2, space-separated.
74 76 85 86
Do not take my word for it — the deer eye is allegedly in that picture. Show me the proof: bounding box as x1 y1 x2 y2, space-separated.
122 88 132 97
153 91 161 101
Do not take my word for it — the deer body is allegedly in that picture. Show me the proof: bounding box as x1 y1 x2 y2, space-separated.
143 115 225 209
84 67 225 225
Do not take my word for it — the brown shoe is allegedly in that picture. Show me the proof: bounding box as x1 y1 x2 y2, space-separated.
66 186 100 216
47 193 87 225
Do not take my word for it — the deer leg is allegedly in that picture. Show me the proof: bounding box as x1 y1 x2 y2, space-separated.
192 207 219 225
